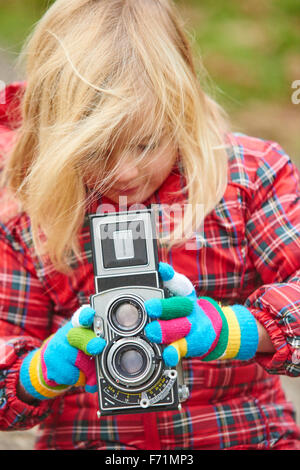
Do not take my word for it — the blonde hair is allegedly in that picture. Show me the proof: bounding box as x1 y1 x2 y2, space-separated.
1 0 230 273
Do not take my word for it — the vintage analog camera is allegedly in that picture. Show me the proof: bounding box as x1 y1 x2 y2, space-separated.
89 209 189 417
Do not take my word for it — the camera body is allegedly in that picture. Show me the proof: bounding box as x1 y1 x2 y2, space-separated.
89 209 189 417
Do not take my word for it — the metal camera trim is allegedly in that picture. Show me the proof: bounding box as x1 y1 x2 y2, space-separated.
107 294 147 337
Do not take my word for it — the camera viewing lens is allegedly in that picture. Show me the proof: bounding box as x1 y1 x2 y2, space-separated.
115 303 140 329
118 349 145 376
109 297 145 334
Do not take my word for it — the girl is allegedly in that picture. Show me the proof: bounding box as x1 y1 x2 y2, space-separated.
0 0 300 450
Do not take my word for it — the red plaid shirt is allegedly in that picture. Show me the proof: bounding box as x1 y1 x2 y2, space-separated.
0 83 300 450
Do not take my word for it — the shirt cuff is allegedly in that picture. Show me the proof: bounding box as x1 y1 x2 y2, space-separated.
3 355 54 430
250 307 294 375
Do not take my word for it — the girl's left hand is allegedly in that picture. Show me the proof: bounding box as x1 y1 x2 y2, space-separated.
144 263 259 366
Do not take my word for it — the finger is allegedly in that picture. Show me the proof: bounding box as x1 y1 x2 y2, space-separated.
145 316 192 345
74 350 98 393
71 305 96 328
67 327 106 356
159 262 195 298
162 339 188 367
144 296 194 320
75 370 86 388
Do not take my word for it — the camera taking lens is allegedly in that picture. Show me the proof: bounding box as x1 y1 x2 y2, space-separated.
106 337 158 388
116 347 145 377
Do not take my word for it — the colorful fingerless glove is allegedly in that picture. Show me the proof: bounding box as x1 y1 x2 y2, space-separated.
145 263 259 367
19 306 106 400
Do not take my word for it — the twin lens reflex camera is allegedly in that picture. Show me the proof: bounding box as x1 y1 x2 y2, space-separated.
89 209 189 417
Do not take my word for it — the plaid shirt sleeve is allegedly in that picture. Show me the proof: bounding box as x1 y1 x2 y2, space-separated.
0 220 54 430
0 82 25 224
243 140 300 376
0 82 53 430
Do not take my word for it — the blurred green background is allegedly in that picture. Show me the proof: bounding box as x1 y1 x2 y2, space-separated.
0 0 299 164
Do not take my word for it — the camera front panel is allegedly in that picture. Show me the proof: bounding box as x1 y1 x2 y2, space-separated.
91 286 181 415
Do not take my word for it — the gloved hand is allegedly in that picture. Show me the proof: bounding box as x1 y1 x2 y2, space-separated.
20 305 106 400
144 263 259 367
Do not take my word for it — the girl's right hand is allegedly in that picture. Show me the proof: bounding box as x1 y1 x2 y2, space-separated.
19 306 106 401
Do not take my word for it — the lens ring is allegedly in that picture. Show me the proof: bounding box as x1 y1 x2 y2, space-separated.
106 337 155 387
108 296 146 335
101 337 164 392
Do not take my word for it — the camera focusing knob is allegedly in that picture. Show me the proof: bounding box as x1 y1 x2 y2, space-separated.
178 385 190 402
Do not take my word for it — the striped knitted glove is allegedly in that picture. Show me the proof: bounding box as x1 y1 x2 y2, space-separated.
145 263 259 367
19 306 106 400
